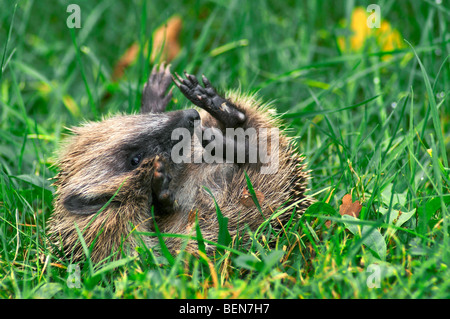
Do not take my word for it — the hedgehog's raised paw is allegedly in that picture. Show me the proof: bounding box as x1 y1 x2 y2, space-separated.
141 63 173 114
173 72 246 127
151 156 175 214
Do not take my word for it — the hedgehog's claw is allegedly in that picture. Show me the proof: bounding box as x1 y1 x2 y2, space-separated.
201 75 212 88
184 71 199 89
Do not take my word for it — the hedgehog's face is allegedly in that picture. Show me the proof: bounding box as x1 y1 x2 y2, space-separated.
57 109 199 216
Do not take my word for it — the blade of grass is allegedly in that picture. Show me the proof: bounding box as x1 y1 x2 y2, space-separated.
135 231 244 256
406 40 448 167
151 206 175 265
195 210 206 255
0 3 17 81
70 28 97 119
203 186 232 250
74 223 94 276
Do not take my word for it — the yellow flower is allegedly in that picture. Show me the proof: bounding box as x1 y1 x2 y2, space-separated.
337 7 404 60
375 21 404 60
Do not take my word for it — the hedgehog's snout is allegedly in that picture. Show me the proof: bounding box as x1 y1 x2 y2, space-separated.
182 109 200 128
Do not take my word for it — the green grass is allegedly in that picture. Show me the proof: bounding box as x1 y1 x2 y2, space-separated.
0 0 449 299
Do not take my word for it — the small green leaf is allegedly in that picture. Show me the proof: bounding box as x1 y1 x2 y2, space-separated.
343 215 387 260
33 283 63 299
261 250 284 272
379 207 416 238
234 253 261 272
380 184 407 209
234 250 284 273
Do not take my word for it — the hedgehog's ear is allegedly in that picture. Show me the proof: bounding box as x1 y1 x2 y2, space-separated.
63 194 113 215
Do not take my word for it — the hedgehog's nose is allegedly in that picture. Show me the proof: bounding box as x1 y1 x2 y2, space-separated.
184 109 200 127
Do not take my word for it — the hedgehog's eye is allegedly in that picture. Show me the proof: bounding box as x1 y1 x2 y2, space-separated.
130 153 143 167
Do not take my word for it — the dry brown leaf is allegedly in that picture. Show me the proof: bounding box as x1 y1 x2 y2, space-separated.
111 15 182 82
150 15 182 63
240 188 265 208
339 194 362 218
111 42 139 81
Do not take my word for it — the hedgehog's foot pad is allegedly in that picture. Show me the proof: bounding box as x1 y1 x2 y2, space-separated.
151 156 175 213
141 63 173 113
173 72 246 127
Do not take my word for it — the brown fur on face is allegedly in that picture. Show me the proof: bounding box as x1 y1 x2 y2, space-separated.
47 70 314 263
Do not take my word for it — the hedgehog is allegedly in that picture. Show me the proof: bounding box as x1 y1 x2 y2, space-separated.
47 64 314 263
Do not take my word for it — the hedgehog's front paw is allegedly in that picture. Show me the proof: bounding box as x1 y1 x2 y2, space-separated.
151 156 176 214
141 63 173 113
173 72 246 127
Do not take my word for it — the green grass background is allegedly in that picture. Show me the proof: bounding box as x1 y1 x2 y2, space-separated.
0 0 449 298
